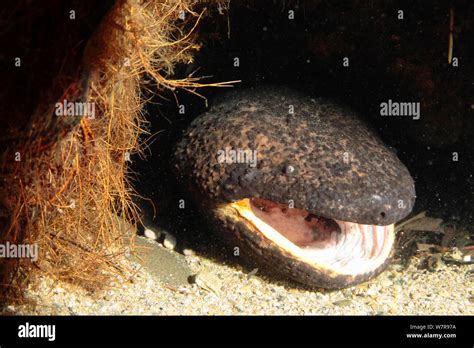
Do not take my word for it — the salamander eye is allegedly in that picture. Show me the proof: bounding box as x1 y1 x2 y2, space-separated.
283 164 295 175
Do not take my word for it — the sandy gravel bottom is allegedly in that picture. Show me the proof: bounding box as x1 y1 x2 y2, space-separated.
5 236 473 315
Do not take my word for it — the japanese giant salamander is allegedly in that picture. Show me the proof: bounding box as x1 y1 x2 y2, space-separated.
174 86 415 288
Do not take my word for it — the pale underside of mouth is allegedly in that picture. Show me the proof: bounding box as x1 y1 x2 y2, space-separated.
225 198 395 276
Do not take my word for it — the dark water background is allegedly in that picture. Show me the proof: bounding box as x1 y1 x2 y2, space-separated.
132 1 473 251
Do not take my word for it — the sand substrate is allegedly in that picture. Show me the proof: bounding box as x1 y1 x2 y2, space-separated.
4 235 472 315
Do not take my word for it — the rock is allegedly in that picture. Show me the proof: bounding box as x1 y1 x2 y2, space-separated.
333 299 352 307
192 271 222 294
239 284 252 294
182 248 195 256
356 282 369 290
390 263 405 272
129 236 192 287
144 228 159 240
426 254 445 271
388 304 398 314
247 268 259 279
417 243 437 252
367 285 379 296
163 233 177 250
368 300 379 312
443 247 474 265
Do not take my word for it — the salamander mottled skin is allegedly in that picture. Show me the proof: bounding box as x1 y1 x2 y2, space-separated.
173 85 416 288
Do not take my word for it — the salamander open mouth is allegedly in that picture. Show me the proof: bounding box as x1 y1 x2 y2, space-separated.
223 198 394 276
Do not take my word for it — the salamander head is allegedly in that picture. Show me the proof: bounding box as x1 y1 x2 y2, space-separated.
174 86 415 288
